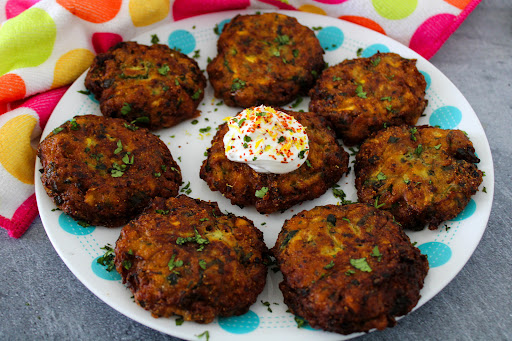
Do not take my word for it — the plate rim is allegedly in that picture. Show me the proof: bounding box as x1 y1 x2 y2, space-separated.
35 9 495 341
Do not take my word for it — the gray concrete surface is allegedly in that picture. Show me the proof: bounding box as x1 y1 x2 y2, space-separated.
1 1 511 340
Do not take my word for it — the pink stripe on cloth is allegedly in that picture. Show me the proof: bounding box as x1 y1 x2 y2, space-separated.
10 86 68 129
0 194 38 238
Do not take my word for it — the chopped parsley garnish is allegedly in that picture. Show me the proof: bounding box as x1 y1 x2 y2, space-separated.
77 220 91 227
192 49 200 59
175 316 184 326
231 78 246 92
324 260 335 269
332 184 355 204
191 89 202 100
311 70 318 77
150 34 159 44
122 260 132 270
298 149 308 159
294 316 307 328
77 89 91 95
110 162 127 177
278 136 286 144
121 102 131 116
376 172 387 181
255 187 269 198
332 76 342 81
292 49 299 58
196 331 210 341
483 186 487 193
131 116 149 125
261 300 273 313
291 96 303 108
52 127 64 134
176 228 209 251
381 96 392 101
191 119 199 125
69 118 80 130
410 127 418 141
275 34 290 45
342 217 351 223
168 254 184 272
97 244 115 272
180 181 192 195
174 78 180 86
156 209 169 215
154 172 161 177
158 64 170 76
371 56 381 66
371 246 382 261
355 84 367 98
350 257 372 272
434 143 442 149
415 144 423 156
345 269 356 276
403 178 411 184
356 48 363 57
374 196 385 208
199 259 207 270
199 126 211 133
305 160 312 168
244 135 252 143
122 153 134 165
114 140 123 154
123 122 138 131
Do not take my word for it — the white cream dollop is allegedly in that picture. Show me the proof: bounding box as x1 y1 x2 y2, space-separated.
223 105 309 174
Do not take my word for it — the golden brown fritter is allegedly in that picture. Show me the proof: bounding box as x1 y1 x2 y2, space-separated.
309 52 427 146
114 195 268 323
200 109 349 214
37 115 182 227
207 13 325 107
85 41 206 130
272 203 428 335
355 125 483 231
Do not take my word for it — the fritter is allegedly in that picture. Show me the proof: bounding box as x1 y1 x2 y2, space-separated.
272 203 428 335
309 52 427 146
85 41 206 130
207 12 325 107
355 125 483 231
114 195 268 323
200 109 349 214
37 115 182 227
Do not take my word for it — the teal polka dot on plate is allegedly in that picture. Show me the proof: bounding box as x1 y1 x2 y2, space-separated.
317 26 344 51
218 310 259 334
84 91 98 103
91 256 122 281
168 30 196 55
216 19 231 34
59 213 95 235
419 70 431 90
429 106 462 129
361 43 389 57
418 242 452 267
450 199 477 221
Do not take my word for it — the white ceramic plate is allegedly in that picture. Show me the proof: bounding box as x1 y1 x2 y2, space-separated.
35 10 494 341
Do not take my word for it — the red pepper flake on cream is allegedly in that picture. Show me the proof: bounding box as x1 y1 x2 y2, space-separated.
223 105 309 174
